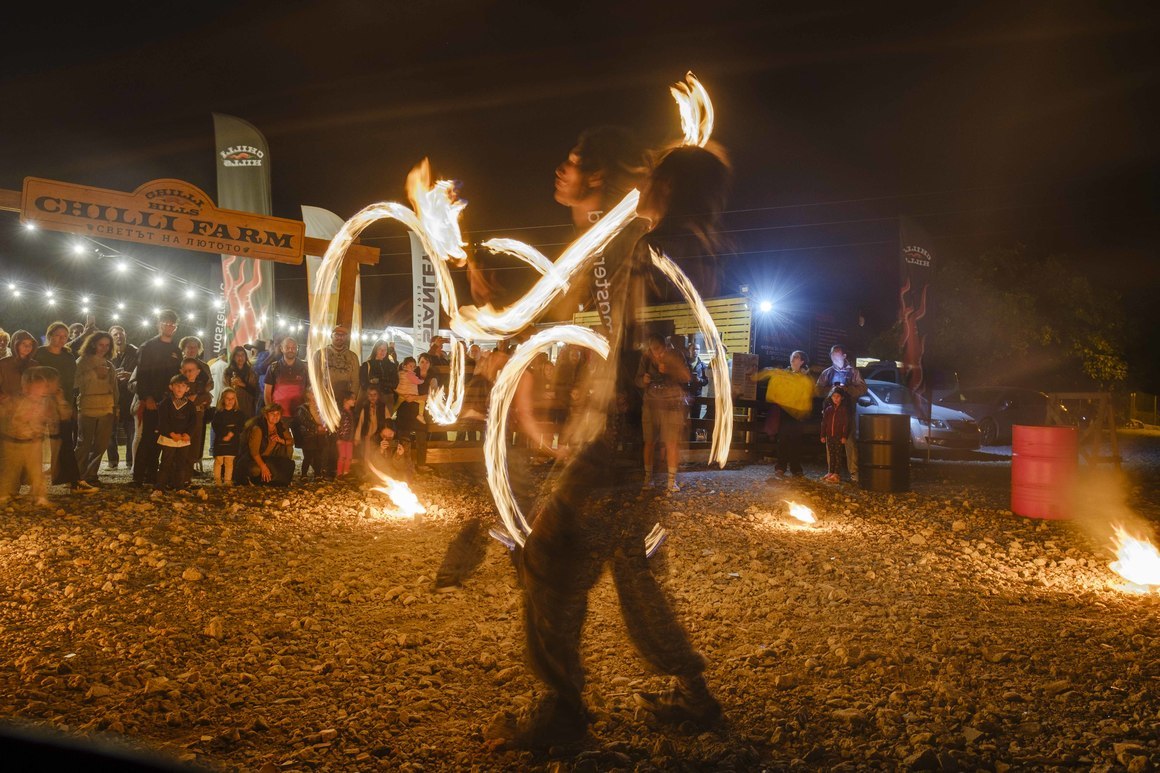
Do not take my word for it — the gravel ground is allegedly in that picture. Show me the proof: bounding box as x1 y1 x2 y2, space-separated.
0 432 1157 772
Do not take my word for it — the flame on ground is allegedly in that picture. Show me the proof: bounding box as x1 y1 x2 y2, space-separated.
1109 525 1160 590
785 500 817 524
368 467 426 519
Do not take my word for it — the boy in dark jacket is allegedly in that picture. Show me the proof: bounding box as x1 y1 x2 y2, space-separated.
155 375 196 494
820 386 850 483
293 385 336 480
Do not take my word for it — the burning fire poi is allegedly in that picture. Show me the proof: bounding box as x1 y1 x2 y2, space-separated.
307 73 731 548
1108 525 1160 590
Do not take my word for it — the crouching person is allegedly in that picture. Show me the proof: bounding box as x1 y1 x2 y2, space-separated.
237 402 295 486
366 421 415 485
0 366 60 507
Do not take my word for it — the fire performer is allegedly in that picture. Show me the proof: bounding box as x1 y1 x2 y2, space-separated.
497 126 731 747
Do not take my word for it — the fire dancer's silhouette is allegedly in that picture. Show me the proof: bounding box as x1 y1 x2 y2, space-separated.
490 126 732 747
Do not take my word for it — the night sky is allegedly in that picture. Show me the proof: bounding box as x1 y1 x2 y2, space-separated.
1 2 1157 381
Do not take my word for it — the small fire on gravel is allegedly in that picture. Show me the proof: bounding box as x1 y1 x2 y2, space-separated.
785 500 817 525
369 474 427 519
1108 525 1160 592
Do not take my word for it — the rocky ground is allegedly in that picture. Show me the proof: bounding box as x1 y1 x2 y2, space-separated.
0 432 1157 772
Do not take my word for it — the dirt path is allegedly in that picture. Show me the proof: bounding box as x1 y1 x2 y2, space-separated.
0 442 1157 771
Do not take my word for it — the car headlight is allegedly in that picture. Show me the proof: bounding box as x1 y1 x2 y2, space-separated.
917 418 948 429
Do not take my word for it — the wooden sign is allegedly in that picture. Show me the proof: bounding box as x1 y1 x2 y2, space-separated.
20 177 306 264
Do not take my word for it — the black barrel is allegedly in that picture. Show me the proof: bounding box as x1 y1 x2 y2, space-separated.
857 414 911 492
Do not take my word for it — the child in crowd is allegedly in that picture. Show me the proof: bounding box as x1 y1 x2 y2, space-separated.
394 357 426 424
335 391 357 477
820 386 850 483
0 366 60 506
211 388 245 486
294 385 335 480
180 356 213 474
155 375 195 495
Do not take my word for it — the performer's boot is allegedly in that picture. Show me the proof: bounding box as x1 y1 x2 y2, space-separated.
635 674 722 727
504 692 590 748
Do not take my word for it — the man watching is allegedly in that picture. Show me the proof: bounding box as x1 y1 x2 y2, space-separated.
130 310 182 487
815 344 867 482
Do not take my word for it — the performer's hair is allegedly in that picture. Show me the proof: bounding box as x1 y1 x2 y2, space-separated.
643 143 733 297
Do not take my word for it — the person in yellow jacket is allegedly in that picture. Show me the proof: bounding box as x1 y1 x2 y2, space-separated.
752 350 812 478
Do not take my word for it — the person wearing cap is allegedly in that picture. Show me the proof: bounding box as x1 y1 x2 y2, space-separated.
236 402 295 486
129 310 182 487
312 324 361 403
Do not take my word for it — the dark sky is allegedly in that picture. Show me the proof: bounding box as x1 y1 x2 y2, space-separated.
1 2 1157 376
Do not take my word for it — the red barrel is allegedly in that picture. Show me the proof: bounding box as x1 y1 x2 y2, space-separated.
1011 425 1078 519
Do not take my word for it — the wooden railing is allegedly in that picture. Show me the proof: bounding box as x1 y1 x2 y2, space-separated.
422 393 776 467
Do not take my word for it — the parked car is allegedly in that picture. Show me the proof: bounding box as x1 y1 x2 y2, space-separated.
936 387 1069 446
857 360 960 403
854 379 981 453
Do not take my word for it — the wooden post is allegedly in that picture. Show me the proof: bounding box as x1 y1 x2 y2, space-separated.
335 256 361 330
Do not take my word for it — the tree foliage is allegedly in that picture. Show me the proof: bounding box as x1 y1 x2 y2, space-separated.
923 245 1127 389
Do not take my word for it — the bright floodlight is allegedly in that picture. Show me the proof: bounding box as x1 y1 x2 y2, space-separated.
45 290 55 300
72 243 87 255
212 298 223 309
186 312 196 321
81 295 90 303
46 298 56 306
115 261 129 273
196 329 205 336
117 302 125 310
184 288 196 300
6 282 14 291
151 307 161 315
23 222 36 231
11 290 20 298
81 306 89 314
111 313 120 321
152 275 165 287
759 300 773 313
140 319 150 327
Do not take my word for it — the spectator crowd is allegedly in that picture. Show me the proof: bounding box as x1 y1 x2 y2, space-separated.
1 310 870 506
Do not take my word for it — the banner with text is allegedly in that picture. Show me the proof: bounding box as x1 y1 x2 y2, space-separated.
409 232 440 356
213 113 275 352
302 205 362 355
898 216 935 409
